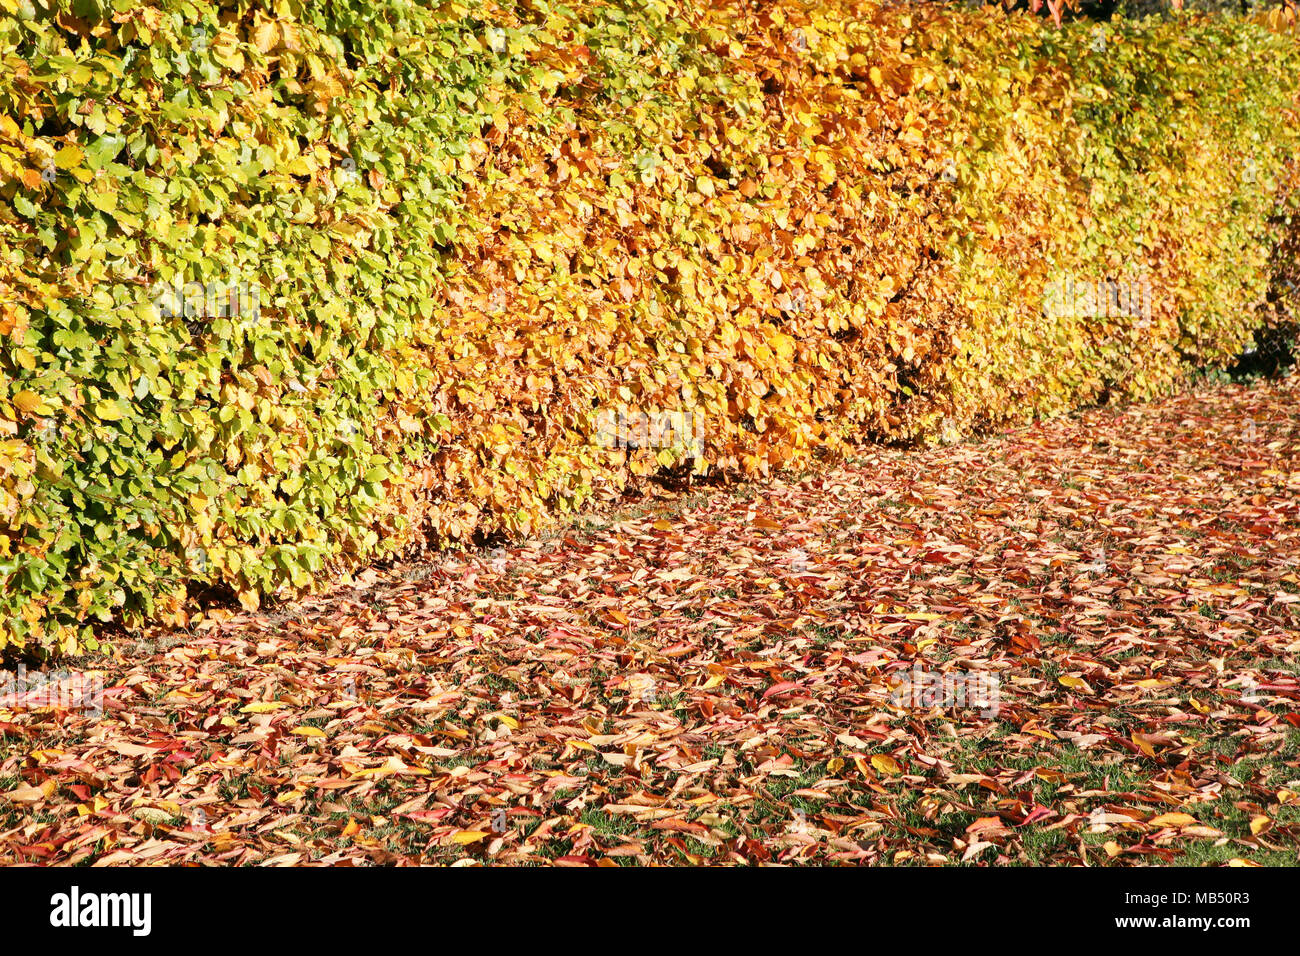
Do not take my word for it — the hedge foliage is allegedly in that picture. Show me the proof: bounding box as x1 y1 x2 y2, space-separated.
1 0 1298 655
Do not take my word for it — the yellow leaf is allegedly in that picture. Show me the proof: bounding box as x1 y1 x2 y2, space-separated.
1148 812 1197 828
1131 733 1158 757
1249 815 1271 835
253 20 280 51
291 726 325 737
871 754 902 776
12 390 41 414
54 145 83 169
449 830 488 845
93 399 124 421
89 189 118 213
240 701 286 714
285 156 314 176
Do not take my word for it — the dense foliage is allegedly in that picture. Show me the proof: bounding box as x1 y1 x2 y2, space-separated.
1 0 1298 655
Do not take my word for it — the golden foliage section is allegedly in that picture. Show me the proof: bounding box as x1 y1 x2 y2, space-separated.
1 0 1298 653
415 1 955 546
412 3 1300 541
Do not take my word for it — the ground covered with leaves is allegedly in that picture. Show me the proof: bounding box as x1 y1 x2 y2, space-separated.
2 375 1299 866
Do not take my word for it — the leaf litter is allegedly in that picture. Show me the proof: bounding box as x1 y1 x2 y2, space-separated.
2 377 1299 865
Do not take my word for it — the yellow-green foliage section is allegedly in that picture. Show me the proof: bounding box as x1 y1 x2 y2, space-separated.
929 12 1300 433
0 0 1297 655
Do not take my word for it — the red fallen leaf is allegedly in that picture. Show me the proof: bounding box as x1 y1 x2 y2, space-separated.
1018 805 1055 826
651 819 710 834
1107 734 1144 756
1009 632 1040 654
966 816 1007 835
762 681 803 699
15 844 54 858
142 739 191 753
757 754 796 773
1281 713 1300 727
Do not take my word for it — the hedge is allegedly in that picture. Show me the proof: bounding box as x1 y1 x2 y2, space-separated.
1 1 1298 656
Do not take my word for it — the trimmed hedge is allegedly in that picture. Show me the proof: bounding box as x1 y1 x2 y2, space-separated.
1 1 1298 655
